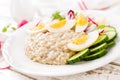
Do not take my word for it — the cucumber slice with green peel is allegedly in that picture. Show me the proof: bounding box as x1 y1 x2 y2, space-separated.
104 31 117 42
67 49 90 64
90 43 108 53
103 26 116 32
107 41 116 48
90 34 108 48
83 49 107 61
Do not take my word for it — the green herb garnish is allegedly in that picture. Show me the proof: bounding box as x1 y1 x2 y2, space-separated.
1 24 17 32
2 24 11 32
52 11 64 20
11 27 17 31
2 27 7 32
98 25 105 29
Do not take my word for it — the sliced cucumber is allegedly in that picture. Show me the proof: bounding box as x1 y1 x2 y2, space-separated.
90 43 107 53
104 31 117 42
83 49 107 61
103 26 116 32
67 49 90 64
90 34 108 48
107 41 115 48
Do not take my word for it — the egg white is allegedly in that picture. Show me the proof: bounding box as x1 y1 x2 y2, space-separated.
85 24 97 33
26 26 47 34
67 30 99 51
75 13 88 32
26 18 51 34
75 23 88 32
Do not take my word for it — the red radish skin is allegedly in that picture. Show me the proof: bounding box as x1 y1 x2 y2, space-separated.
99 30 105 35
67 10 75 19
0 66 11 70
88 17 98 27
18 20 28 28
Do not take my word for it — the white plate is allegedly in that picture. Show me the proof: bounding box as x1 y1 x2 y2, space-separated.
2 10 120 76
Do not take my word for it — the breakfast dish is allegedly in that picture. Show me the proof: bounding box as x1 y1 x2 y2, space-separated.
25 10 117 65
2 10 120 76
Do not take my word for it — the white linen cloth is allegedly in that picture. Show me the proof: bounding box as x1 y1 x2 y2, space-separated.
10 0 120 22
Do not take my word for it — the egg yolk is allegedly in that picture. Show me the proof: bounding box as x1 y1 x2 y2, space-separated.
76 14 87 26
51 19 66 29
31 24 45 30
72 34 88 45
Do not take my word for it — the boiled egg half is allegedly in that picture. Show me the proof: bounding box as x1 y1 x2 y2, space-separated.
75 13 88 32
67 30 99 51
26 23 47 34
46 18 75 32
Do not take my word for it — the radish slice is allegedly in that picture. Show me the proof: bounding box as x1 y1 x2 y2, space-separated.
18 20 28 28
36 20 42 26
99 29 104 35
0 66 11 70
88 17 98 26
84 24 97 33
67 10 75 19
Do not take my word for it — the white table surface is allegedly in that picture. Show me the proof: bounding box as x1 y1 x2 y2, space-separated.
1 0 120 80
